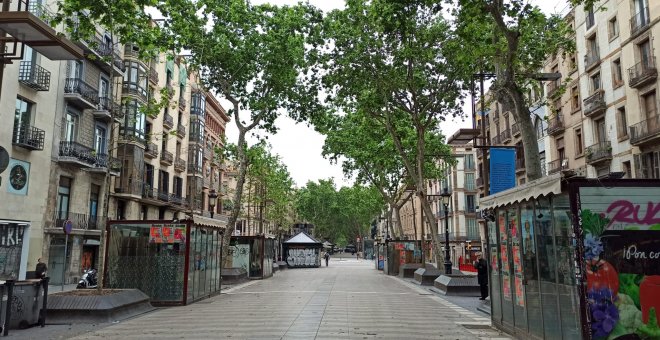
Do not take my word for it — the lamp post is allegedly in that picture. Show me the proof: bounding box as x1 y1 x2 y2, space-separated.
208 189 218 218
440 188 452 275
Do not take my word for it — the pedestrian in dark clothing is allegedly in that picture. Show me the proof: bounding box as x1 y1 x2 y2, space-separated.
474 253 488 300
35 258 47 279
324 252 330 267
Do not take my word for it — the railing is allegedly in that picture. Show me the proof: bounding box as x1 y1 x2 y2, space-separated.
547 114 564 135
188 162 203 175
584 48 600 70
59 141 95 165
92 36 125 72
163 113 174 129
465 206 476 213
586 141 612 164
12 125 45 150
149 67 158 84
546 79 560 97
476 177 484 187
177 124 186 138
94 154 122 172
114 178 143 196
548 158 568 175
28 1 54 26
501 129 511 143
179 97 187 110
18 61 50 91
160 150 173 165
190 104 204 116
142 184 157 199
174 157 186 172
204 144 212 159
511 123 520 136
64 78 99 105
631 8 651 36
491 135 501 145
169 194 184 205
158 190 170 202
583 91 606 117
166 83 174 96
628 57 657 88
54 211 99 230
122 82 148 102
515 158 525 172
630 114 660 145
145 143 158 158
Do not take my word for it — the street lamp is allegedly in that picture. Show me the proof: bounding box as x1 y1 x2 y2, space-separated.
440 188 452 275
208 189 218 218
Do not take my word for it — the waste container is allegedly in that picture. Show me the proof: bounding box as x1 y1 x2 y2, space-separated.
0 279 48 333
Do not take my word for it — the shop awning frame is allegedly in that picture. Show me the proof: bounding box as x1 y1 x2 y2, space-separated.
479 172 563 210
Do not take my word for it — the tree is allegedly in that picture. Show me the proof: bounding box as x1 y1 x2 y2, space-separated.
166 0 324 265
320 0 457 268
449 0 575 180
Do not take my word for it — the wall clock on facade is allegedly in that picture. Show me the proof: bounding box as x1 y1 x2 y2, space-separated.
9 164 27 191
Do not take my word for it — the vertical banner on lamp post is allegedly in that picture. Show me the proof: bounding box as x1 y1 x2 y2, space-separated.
489 148 516 195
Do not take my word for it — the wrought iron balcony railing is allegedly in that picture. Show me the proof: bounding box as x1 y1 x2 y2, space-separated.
515 158 526 172
548 158 568 175
476 177 484 188
586 141 612 164
174 157 186 172
630 113 660 145
583 90 606 117
54 211 99 230
145 143 158 158
547 114 564 135
511 122 520 136
491 135 501 145
64 78 99 105
163 113 174 129
12 124 45 150
628 57 657 88
631 8 651 36
158 190 170 202
92 36 125 72
176 124 186 138
59 141 95 166
501 129 511 143
160 150 173 165
546 79 561 97
122 82 148 102
179 97 187 111
18 61 50 91
584 48 600 71
149 66 158 84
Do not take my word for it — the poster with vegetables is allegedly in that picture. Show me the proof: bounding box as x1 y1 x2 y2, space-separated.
578 186 660 339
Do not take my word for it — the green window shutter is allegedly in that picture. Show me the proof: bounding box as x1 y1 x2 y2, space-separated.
179 66 187 87
166 57 174 74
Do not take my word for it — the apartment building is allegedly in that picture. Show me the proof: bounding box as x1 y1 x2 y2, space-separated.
201 93 230 217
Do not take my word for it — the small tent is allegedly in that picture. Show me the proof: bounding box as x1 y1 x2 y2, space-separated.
283 232 322 268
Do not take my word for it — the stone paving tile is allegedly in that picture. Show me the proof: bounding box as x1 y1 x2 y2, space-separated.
68 258 510 340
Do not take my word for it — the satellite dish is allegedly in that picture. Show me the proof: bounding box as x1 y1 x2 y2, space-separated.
0 146 8 174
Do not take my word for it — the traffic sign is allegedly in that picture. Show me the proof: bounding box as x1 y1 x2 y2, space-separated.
63 220 73 234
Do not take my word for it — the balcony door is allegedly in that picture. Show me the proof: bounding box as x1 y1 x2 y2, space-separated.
64 111 77 142
634 0 649 24
14 98 32 142
595 118 606 143
99 76 109 100
68 60 82 79
642 91 657 119
94 125 106 154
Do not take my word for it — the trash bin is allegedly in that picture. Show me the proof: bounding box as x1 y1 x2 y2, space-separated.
0 279 46 331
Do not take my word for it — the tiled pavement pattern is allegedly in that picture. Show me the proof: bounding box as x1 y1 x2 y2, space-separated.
71 259 510 339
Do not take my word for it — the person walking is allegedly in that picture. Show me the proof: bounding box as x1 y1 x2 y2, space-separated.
35 258 47 279
474 252 489 300
324 252 330 267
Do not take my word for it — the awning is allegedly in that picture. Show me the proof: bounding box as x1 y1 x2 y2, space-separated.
191 215 227 230
479 172 563 210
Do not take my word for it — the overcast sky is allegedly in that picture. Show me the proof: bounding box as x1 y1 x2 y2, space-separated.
226 0 570 189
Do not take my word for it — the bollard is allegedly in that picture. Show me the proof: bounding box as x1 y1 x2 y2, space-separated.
40 277 50 327
3 280 14 336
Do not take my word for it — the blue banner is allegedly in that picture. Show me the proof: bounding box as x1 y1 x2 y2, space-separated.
489 148 516 195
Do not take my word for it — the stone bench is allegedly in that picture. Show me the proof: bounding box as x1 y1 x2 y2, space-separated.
398 263 423 278
221 267 248 284
47 289 153 324
433 274 481 296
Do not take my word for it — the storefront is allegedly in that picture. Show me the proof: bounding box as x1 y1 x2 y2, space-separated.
104 215 225 305
383 240 422 276
283 232 322 268
228 235 275 279
480 174 660 339
0 220 30 280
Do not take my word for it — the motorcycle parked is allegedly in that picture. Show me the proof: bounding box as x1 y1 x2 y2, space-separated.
77 268 98 289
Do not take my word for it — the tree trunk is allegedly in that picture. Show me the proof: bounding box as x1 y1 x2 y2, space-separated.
222 127 249 267
393 205 404 238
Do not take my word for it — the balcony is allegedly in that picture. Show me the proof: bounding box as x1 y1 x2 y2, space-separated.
114 177 143 197
88 154 122 176
547 114 565 136
64 78 99 109
94 97 121 122
54 211 99 230
583 90 606 118
163 113 174 129
204 145 212 160
18 61 50 91
515 158 526 173
176 124 186 139
158 190 170 202
546 79 561 98
501 129 512 144
144 143 159 158
630 114 660 146
584 48 600 72
142 184 157 200
160 150 173 166
122 82 148 102
630 8 651 37
166 83 174 97
548 158 569 175
149 66 158 85
58 141 95 167
12 125 45 150
90 36 125 74
511 123 520 137
179 97 187 111
586 141 612 165
628 57 657 89
174 157 186 172
491 135 501 145
476 177 484 188
188 162 203 177
169 194 184 206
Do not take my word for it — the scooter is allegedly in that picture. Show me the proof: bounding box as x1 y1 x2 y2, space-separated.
77 268 98 289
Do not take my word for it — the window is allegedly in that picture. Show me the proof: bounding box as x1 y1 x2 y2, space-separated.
569 53 577 71
174 177 183 197
571 86 580 111
14 97 33 143
636 151 660 179
99 76 110 99
639 39 653 69
464 154 474 170
557 137 565 160
586 35 599 65
94 125 106 154
590 72 601 93
553 98 562 115
68 60 82 79
122 61 147 97
89 184 99 224
608 16 618 39
57 177 72 220
535 116 544 139
642 91 657 117
595 118 606 143
144 164 155 187
159 170 169 194
586 8 595 29
161 132 168 151
465 195 476 213
623 161 632 178
465 173 475 191
575 127 583 156
612 59 623 86
466 218 478 239
122 99 146 141
64 111 78 142
616 107 628 138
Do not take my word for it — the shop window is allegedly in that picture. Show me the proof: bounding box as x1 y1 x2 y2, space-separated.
553 195 581 338
521 201 542 338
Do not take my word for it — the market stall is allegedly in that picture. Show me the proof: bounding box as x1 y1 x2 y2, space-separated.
283 232 322 268
228 235 275 279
